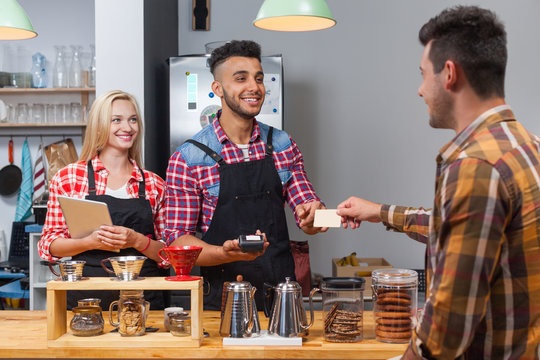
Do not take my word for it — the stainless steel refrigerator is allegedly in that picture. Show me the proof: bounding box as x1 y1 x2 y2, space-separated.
169 54 283 154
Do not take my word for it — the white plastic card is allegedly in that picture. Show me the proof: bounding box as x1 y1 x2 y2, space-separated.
314 209 341 228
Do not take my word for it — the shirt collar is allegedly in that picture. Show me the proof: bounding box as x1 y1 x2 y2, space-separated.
212 110 261 144
438 104 513 164
91 155 143 182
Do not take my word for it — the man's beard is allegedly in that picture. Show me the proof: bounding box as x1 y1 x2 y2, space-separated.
429 86 456 130
222 88 262 120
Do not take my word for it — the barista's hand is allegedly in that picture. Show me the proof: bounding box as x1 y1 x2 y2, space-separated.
221 230 269 262
296 201 328 235
97 225 141 250
336 197 382 229
82 229 119 251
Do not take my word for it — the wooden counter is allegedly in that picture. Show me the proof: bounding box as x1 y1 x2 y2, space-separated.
0 310 407 359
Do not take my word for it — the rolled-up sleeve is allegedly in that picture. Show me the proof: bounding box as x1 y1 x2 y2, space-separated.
38 172 74 261
163 151 202 245
282 138 320 227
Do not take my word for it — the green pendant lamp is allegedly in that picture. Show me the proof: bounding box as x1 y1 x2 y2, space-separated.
0 0 37 40
254 0 336 32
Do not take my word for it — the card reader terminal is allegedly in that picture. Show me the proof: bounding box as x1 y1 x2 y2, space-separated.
238 234 264 253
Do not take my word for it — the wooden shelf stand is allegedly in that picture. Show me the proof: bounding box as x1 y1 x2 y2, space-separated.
46 277 203 348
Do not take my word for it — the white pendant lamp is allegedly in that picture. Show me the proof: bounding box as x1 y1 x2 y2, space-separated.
0 0 37 40
253 0 336 32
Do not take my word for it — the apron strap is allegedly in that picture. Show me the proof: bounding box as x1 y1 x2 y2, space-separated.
265 127 274 157
87 161 97 196
138 168 146 198
185 139 226 166
88 161 147 198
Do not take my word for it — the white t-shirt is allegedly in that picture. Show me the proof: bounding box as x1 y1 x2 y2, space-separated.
105 182 130 199
237 144 250 162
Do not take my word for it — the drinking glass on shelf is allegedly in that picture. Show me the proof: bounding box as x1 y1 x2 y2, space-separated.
46 104 56 124
7 104 16 123
32 104 45 124
61 104 70 123
70 102 82 123
53 104 64 123
17 103 29 123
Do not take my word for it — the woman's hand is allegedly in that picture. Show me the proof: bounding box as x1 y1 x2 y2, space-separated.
97 225 143 250
81 229 119 251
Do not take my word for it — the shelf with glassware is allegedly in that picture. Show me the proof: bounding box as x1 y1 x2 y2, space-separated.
0 87 95 114
0 87 94 135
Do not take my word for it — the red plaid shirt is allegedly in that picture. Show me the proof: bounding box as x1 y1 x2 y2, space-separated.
38 156 166 261
163 118 320 244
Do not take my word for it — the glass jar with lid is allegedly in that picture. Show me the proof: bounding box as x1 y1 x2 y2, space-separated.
78 298 104 323
320 277 365 342
372 269 418 343
70 306 104 336
168 312 191 337
109 290 149 336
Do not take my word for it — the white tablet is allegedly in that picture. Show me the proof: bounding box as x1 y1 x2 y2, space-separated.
57 195 113 239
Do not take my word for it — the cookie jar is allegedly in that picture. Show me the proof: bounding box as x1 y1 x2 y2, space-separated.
109 290 150 336
320 277 365 342
372 269 418 343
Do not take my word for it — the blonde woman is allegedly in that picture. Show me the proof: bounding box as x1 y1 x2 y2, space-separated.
39 90 168 309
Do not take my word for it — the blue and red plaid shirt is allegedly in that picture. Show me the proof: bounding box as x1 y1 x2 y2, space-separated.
163 117 320 244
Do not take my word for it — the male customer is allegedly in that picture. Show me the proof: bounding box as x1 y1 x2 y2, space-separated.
164 40 326 310
337 6 540 359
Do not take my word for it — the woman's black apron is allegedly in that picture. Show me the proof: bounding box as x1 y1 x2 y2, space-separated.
186 127 295 310
68 162 168 310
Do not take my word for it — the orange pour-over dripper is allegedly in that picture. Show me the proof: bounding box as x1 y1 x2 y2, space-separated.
158 246 202 281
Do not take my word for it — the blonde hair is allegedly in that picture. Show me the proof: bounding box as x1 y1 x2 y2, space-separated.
79 90 143 166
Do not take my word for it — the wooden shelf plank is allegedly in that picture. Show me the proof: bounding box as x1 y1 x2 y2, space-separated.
49 331 201 348
46 277 202 291
0 123 86 128
0 87 95 94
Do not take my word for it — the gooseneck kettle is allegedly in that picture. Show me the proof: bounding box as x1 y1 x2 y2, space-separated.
264 277 318 337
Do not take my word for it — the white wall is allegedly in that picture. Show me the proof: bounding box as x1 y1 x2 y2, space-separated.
176 0 540 277
95 0 145 110
0 0 94 256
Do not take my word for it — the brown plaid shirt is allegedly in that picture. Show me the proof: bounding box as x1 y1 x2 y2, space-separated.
381 106 540 359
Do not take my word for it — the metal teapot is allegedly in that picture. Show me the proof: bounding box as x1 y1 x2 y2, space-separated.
264 277 318 337
219 277 259 338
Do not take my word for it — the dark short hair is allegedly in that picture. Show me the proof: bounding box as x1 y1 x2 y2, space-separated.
419 6 507 99
209 40 262 75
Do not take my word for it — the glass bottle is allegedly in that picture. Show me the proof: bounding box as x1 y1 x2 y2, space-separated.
88 44 96 88
30 52 47 88
52 46 67 88
68 45 83 88
109 290 149 337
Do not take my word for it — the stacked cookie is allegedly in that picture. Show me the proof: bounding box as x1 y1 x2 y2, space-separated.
324 302 363 342
375 289 412 342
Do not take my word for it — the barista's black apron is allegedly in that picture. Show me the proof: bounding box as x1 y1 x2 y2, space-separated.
68 162 168 310
186 127 295 310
